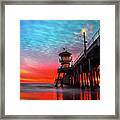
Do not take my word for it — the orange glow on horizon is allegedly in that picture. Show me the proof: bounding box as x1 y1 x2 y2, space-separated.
20 63 58 83
20 69 31 74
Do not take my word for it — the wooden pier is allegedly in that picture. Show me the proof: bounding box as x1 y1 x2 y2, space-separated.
55 29 100 89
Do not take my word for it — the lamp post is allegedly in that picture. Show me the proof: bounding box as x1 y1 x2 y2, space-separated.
74 28 87 57
82 28 87 57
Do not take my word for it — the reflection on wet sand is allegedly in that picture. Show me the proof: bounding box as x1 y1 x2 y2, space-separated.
20 83 100 100
56 88 100 100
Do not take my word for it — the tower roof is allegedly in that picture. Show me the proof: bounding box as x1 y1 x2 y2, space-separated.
59 51 72 57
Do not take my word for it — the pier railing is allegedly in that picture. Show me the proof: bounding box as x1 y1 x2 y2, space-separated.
74 29 100 64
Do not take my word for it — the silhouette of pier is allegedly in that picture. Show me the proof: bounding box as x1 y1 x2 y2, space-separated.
55 29 100 90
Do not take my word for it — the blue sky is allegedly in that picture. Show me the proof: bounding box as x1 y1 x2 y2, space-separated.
20 20 100 65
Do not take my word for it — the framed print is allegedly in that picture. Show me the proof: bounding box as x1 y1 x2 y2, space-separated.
0 0 119 119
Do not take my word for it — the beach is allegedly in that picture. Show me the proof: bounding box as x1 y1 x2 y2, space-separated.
20 83 100 100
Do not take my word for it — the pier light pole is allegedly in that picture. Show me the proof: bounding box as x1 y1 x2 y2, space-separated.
82 28 87 57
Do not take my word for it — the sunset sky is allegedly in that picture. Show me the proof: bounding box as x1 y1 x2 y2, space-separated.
20 20 100 83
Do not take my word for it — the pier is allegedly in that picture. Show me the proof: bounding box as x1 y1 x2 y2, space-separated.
55 29 100 89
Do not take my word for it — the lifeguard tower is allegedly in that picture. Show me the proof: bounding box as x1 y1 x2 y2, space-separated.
55 48 73 87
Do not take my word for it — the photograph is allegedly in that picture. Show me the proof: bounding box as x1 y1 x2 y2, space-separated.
20 20 100 100
2 0 118 118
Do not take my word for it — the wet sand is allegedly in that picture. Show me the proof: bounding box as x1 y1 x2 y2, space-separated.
20 83 100 100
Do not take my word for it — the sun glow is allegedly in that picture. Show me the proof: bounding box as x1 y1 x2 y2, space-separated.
20 69 31 74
